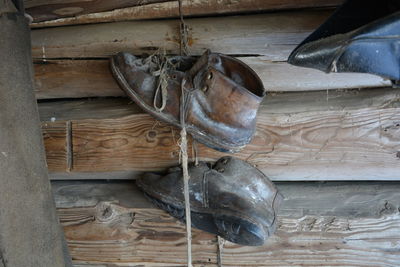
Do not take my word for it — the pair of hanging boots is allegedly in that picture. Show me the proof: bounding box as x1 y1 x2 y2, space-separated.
111 50 281 246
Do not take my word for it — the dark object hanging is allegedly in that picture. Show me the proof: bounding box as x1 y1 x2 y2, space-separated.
110 50 265 153
288 0 400 85
136 156 283 246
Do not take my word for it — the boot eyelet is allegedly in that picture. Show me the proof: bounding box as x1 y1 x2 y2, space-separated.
202 85 209 93
207 72 213 80
172 74 177 79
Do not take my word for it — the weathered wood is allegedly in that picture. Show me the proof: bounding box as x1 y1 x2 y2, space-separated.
31 0 343 28
31 11 330 61
42 121 68 172
34 60 123 99
52 181 400 266
40 88 400 180
52 181 400 218
34 59 389 99
25 0 170 22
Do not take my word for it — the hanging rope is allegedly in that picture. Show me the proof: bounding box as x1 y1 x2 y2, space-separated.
179 80 192 267
217 236 225 267
178 0 189 56
177 1 193 266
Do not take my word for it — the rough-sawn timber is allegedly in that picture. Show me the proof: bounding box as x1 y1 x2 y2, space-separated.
30 0 343 28
25 0 170 22
53 181 400 266
33 59 389 99
31 11 333 61
40 88 400 181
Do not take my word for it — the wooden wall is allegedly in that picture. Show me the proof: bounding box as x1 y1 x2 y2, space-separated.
53 181 400 266
27 0 400 266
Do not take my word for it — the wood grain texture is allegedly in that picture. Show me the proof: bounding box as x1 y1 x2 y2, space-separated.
31 11 330 61
30 0 343 28
52 181 400 266
33 59 389 99
52 181 400 218
34 60 123 99
40 88 400 180
25 0 170 22
42 121 68 172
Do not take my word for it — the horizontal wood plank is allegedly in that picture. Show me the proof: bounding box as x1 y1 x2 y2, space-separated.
26 0 170 22
40 88 400 180
31 0 343 28
34 59 389 99
31 11 330 61
52 181 400 266
52 181 400 218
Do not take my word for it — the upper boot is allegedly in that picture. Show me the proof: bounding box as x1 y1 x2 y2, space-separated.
288 0 400 85
110 50 265 153
136 156 283 246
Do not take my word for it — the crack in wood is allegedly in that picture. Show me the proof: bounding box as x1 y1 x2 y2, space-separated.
66 120 73 172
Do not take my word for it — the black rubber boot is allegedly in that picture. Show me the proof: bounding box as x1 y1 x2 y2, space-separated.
288 0 400 85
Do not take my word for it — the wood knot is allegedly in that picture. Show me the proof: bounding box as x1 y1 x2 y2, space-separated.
146 130 158 142
95 202 136 226
96 202 114 222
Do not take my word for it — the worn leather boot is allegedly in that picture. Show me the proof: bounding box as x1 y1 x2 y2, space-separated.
136 156 283 246
110 50 265 153
288 0 400 85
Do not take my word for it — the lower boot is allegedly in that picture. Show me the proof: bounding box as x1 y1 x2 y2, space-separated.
288 0 400 85
110 50 265 153
136 156 283 246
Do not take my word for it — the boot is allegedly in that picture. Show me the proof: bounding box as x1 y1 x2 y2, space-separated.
110 50 265 153
136 156 283 246
288 0 400 85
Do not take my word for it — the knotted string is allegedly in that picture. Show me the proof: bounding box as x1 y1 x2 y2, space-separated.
179 77 192 267
177 1 193 266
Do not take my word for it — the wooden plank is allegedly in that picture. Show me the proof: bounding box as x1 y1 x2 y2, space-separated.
34 60 124 99
42 121 68 172
33 59 389 99
52 181 400 266
52 181 400 217
31 11 331 61
40 88 400 180
25 0 170 22
30 0 343 28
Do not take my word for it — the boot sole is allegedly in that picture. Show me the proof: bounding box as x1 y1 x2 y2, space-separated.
110 57 245 153
143 192 269 246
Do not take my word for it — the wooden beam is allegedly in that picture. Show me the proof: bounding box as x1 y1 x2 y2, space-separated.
40 88 400 181
25 0 171 22
52 181 400 266
30 0 343 28
33 59 389 99
31 11 331 61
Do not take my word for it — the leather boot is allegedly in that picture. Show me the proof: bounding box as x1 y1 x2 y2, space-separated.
110 50 265 153
288 0 400 85
136 156 283 246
